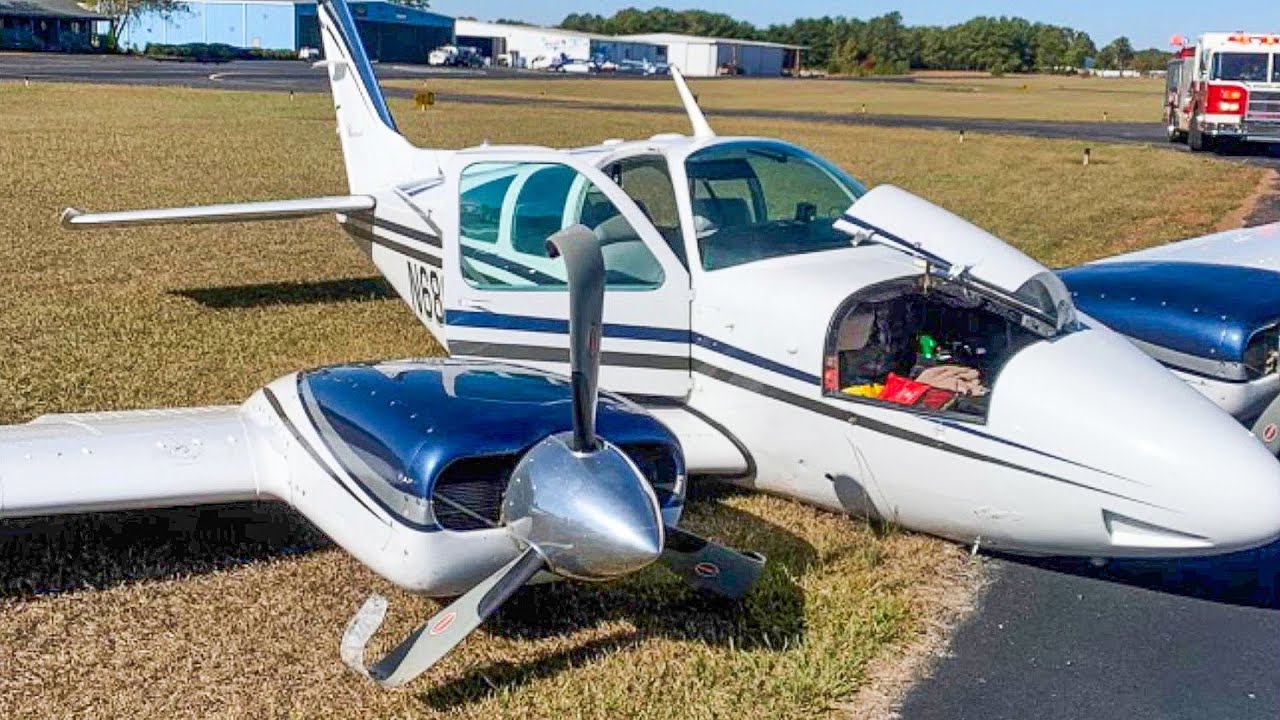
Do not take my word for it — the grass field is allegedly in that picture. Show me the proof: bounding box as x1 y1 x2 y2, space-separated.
387 73 1167 123
0 82 1261 718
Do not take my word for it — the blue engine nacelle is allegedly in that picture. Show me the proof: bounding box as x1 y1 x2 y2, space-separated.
294 359 685 532
1059 261 1280 421
1059 262 1280 382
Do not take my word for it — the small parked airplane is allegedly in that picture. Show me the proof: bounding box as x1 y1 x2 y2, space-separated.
18 0 1280 685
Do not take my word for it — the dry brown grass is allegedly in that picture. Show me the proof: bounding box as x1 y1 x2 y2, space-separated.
386 73 1166 123
0 81 1260 718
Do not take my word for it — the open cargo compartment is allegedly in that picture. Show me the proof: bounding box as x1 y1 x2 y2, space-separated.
823 276 1045 421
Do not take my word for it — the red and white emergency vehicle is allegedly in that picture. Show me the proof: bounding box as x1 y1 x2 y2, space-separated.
1165 32 1280 151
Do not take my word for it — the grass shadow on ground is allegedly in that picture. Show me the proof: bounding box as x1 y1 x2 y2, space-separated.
173 276 394 309
0 502 328 598
418 484 818 710
992 539 1280 609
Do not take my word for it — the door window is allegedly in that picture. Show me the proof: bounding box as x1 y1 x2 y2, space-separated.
459 161 665 290
603 155 688 267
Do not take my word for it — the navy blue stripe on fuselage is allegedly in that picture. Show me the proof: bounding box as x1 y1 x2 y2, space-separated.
447 309 690 343
692 333 820 385
445 309 819 385
935 419 1142 486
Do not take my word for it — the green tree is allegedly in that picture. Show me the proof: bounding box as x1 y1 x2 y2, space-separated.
556 8 1121 75
1097 36 1135 69
95 0 183 48
1033 24 1070 71
1064 31 1097 69
1132 47 1173 73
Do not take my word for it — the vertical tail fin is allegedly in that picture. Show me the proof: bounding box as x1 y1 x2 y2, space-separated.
316 0 416 192
670 66 715 139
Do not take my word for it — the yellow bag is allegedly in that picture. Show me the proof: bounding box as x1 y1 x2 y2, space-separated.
841 383 884 398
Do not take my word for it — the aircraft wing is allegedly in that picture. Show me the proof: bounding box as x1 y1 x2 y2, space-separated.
60 195 375 229
0 405 268 517
1090 221 1280 272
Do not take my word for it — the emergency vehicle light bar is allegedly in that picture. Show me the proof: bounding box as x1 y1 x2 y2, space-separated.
1226 33 1280 45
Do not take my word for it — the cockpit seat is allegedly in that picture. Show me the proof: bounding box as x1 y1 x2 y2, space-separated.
594 214 664 285
693 197 752 230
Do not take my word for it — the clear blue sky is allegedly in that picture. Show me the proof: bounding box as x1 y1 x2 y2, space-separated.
429 0 1277 50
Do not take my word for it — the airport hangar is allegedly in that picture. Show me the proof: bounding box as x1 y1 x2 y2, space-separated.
455 19 802 76
117 0 453 63
110 1 799 74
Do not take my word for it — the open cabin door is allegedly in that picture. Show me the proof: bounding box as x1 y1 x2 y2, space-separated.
440 150 692 400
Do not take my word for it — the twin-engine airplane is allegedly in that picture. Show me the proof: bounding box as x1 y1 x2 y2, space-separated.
19 0 1280 684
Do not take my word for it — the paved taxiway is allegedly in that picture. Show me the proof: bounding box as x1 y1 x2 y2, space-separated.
2 54 1278 167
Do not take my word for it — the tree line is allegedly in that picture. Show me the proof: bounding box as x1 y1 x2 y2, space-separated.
558 10 1172 75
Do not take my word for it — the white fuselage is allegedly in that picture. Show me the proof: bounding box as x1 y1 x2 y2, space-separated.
330 133 1280 560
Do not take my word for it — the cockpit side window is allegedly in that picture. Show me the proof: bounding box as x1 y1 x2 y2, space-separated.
603 155 688 268
459 161 665 291
685 141 867 271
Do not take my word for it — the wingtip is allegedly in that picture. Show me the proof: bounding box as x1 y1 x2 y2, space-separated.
59 207 83 228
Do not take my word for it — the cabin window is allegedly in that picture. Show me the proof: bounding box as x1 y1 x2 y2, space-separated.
603 155 687 267
459 173 514 244
685 140 866 271
458 161 665 291
824 279 1043 420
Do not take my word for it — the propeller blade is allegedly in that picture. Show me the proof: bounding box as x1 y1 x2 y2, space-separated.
341 548 545 687
546 224 605 453
660 525 767 600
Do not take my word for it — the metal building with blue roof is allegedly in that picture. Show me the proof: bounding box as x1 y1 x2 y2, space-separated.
119 0 453 63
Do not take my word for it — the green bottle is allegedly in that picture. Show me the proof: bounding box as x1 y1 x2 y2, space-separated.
919 334 937 361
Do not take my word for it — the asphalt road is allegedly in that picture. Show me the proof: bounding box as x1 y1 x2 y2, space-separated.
900 545 1280 719
5 51 1280 718
3 53 1278 167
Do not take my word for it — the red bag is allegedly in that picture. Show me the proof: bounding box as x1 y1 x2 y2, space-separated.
919 387 957 411
879 372 930 406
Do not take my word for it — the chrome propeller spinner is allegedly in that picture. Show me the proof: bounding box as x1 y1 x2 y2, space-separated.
343 225 765 688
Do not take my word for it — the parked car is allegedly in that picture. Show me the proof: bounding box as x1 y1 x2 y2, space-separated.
530 53 568 71
428 45 485 68
559 58 595 74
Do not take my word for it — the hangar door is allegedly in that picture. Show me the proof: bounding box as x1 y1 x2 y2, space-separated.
297 16 448 62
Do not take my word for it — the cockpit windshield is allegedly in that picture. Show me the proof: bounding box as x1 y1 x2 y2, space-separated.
1211 52 1270 82
686 141 867 271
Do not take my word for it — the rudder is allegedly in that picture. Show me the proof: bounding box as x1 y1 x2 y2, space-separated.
316 0 416 192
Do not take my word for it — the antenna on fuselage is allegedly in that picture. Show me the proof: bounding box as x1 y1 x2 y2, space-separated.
670 66 715 139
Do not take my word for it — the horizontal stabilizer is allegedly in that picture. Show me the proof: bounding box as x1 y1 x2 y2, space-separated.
60 195 376 229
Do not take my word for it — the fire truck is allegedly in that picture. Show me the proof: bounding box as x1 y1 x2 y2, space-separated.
1165 32 1280 151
